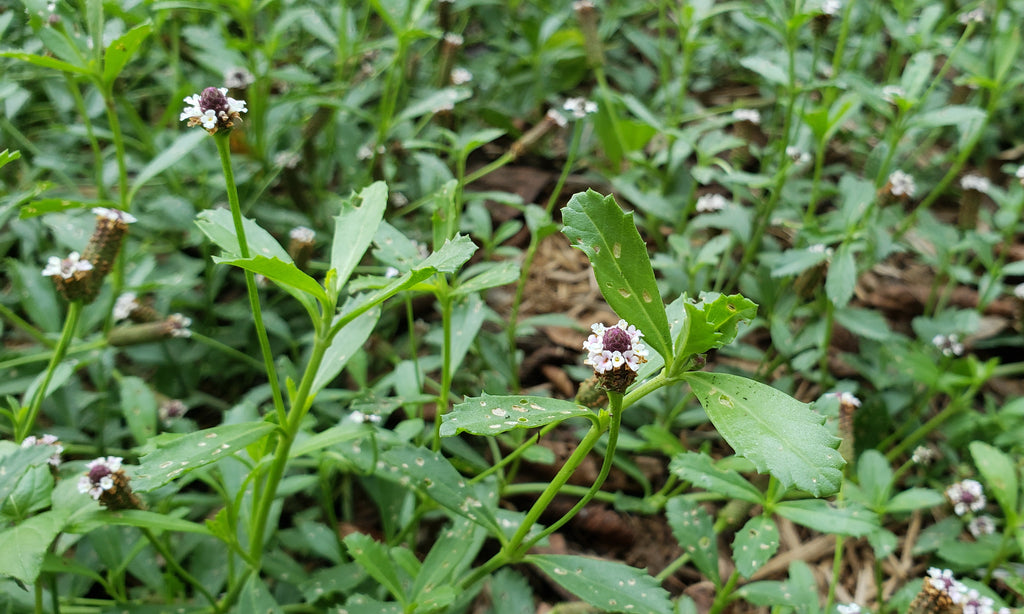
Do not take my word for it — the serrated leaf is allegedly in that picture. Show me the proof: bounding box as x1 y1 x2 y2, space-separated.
0 445 56 507
732 515 779 578
561 190 671 361
0 510 67 584
103 22 151 86
528 554 673 614
452 261 520 296
683 372 844 496
488 569 534 614
826 243 856 308
665 497 719 585
420 234 477 273
120 376 158 446
330 182 387 295
377 446 501 533
970 441 1018 515
195 209 291 261
343 533 407 605
310 307 380 398
671 293 757 370
442 394 593 437
775 500 878 536
215 255 327 304
133 422 276 492
668 452 762 504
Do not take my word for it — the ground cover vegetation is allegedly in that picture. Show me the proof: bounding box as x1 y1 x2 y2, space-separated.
2 0 1024 612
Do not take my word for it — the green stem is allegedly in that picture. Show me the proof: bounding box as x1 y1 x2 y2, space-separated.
708 570 741 614
102 91 129 211
433 288 453 451
141 528 217 607
16 301 82 441
0 303 53 348
885 381 983 462
213 135 287 425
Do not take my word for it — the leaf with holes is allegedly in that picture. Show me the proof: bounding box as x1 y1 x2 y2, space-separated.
732 515 779 578
528 554 673 614
377 445 501 534
666 496 719 585
561 190 672 362
441 394 594 437
683 372 844 496
133 422 276 492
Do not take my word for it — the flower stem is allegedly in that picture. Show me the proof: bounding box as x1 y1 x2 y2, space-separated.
213 135 287 425
16 301 82 441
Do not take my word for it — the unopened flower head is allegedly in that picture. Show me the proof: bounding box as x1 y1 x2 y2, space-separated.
583 319 649 392
881 85 905 104
887 170 916 197
958 8 985 25
821 0 841 15
960 174 990 193
42 251 93 279
450 67 473 85
563 97 598 119
159 399 188 422
223 67 255 89
696 194 728 213
911 445 937 465
22 434 63 467
967 515 995 537
732 108 761 124
946 479 986 516
786 146 811 164
932 333 964 357
180 87 247 134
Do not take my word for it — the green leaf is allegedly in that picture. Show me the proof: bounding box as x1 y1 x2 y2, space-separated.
120 376 158 446
826 243 856 308
310 307 380 398
735 561 816 607
970 441 1018 515
0 444 56 506
0 149 21 171
670 293 757 371
683 372 844 496
885 488 944 514
411 517 487 603
834 307 891 341
290 423 368 458
195 208 291 261
442 394 594 437
133 422 276 492
668 451 763 504
0 510 67 584
856 449 893 508
739 55 787 86
775 500 878 536
0 51 91 75
732 515 779 578
127 130 207 204
561 190 672 361
911 105 987 129
19 197 117 218
343 533 407 605
666 496 719 585
452 261 520 296
102 22 151 86
330 182 388 295
66 510 212 535
237 573 283 614
214 255 328 305
488 569 534 614
446 294 485 374
420 234 477 273
528 554 673 614
378 445 501 533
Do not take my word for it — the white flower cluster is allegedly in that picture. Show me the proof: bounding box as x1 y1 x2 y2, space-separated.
77 456 123 500
290 226 316 243
945 478 985 516
960 174 991 192
927 568 1005 614
114 292 139 321
695 194 728 213
42 251 93 279
583 320 648 374
932 333 964 357
732 108 761 124
832 391 861 407
563 97 598 119
93 207 137 224
180 87 247 132
21 434 63 467
887 170 916 197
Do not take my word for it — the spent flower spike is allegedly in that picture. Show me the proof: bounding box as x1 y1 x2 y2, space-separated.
181 87 247 134
946 479 986 516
